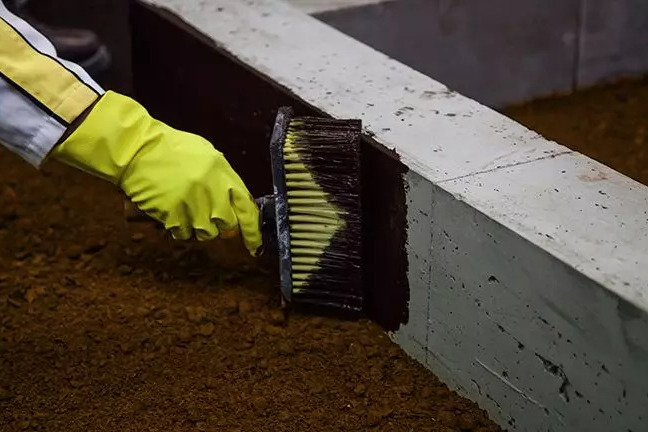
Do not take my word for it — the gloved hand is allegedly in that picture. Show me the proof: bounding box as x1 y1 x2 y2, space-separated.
51 90 262 255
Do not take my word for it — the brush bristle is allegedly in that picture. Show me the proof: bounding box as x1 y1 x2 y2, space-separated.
283 117 363 310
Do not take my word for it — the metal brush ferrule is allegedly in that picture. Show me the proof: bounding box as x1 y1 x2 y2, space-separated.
254 195 278 255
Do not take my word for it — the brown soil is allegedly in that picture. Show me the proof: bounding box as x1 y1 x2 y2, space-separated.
0 149 499 431
506 75 648 186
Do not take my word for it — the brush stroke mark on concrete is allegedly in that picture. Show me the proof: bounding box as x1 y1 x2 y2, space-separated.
361 139 409 330
475 358 544 408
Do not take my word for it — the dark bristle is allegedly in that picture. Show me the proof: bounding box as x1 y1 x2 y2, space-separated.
287 116 363 311
294 228 363 310
269 107 363 312
288 119 360 199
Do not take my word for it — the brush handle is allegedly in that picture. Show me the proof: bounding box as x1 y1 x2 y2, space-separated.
255 195 278 254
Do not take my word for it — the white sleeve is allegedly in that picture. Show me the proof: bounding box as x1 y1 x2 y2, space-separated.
0 1 104 166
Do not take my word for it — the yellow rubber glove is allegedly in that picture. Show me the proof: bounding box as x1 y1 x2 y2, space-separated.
51 90 262 255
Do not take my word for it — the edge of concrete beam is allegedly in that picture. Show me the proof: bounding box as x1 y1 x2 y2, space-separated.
132 0 648 430
285 0 391 14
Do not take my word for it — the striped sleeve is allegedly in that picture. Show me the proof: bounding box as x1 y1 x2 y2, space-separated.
0 1 104 167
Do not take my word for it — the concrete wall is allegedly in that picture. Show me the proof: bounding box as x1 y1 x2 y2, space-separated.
578 0 648 87
400 165 648 430
286 0 648 107
132 1 648 430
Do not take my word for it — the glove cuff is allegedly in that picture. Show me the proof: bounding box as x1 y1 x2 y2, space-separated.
51 90 154 184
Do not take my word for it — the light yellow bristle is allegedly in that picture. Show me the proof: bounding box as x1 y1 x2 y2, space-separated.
292 256 321 265
286 181 319 189
292 281 305 293
289 208 339 219
287 190 328 198
289 205 336 213
287 198 329 206
284 162 308 171
292 264 320 272
290 240 328 248
291 232 333 240
284 154 302 161
295 214 333 221
286 173 314 181
291 248 325 256
290 225 338 234
290 214 339 224
284 129 347 289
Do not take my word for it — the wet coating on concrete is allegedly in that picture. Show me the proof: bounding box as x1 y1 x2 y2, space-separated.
361 140 409 331
130 1 410 329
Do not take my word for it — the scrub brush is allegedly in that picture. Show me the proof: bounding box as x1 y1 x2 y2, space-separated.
267 106 363 311
122 106 364 311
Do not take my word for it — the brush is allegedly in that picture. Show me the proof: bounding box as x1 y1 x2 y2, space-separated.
266 106 363 311
123 107 364 311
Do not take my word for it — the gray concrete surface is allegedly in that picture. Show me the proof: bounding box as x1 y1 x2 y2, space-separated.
400 160 648 430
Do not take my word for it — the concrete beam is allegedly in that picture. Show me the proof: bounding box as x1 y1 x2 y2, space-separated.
286 0 388 14
131 1 648 430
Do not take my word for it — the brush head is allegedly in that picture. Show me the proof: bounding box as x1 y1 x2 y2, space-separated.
269 107 363 311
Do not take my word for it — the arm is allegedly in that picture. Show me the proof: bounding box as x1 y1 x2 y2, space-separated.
0 0 102 166
0 3 261 254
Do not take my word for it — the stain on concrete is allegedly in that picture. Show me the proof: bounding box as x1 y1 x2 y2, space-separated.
535 353 573 403
577 170 609 182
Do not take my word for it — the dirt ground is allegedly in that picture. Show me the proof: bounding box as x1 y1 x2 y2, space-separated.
506 75 648 186
0 156 499 430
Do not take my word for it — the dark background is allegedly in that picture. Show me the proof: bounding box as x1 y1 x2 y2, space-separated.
28 0 133 93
